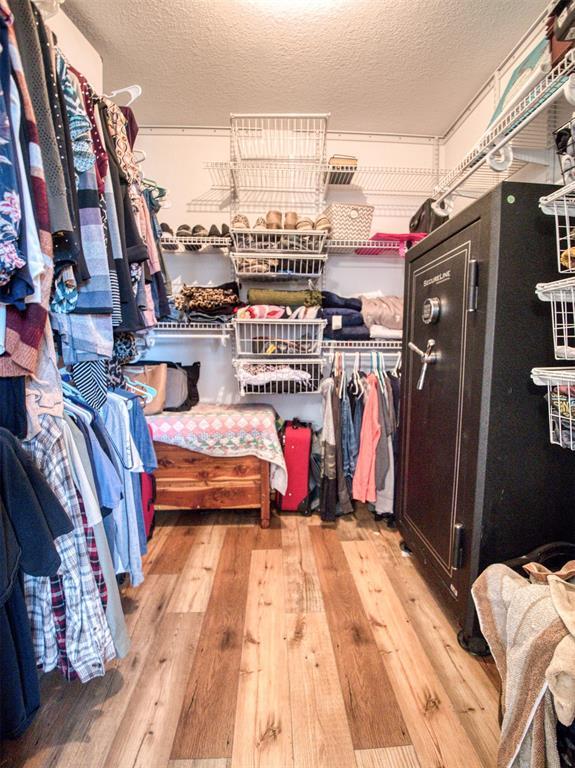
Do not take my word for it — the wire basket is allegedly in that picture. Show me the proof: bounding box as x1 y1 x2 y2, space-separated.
539 193 575 273
531 367 575 450
230 114 329 163
230 252 327 281
233 358 324 396
231 229 327 254
233 318 326 357
536 278 575 360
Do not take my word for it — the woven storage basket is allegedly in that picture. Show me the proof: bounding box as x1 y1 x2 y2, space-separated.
324 203 374 239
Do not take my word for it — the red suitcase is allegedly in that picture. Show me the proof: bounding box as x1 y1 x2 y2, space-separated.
276 419 312 514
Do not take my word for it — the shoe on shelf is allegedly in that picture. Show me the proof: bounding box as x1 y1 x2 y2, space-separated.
208 224 221 237
253 216 267 231
221 223 230 237
265 210 282 229
232 214 250 229
177 224 199 251
295 217 314 231
160 222 179 250
284 211 298 230
314 214 331 232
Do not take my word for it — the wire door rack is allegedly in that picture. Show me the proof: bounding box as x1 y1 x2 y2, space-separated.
230 252 328 282
536 277 575 360
540 182 575 273
233 318 326 357
531 367 575 449
233 358 324 396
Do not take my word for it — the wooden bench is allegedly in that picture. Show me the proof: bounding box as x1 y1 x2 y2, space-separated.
153 442 271 528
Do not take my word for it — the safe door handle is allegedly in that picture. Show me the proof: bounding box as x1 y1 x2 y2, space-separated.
408 339 437 390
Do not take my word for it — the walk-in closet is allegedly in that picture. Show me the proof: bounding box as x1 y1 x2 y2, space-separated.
1 2 574 767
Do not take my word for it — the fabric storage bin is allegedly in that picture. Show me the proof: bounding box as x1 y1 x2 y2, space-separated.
323 203 374 240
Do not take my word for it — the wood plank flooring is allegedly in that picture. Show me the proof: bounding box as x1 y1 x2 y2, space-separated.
1 507 499 768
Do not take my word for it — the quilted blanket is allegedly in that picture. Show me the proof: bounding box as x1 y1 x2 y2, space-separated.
147 404 287 494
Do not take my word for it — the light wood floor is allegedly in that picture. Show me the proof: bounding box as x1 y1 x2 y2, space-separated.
1 506 500 768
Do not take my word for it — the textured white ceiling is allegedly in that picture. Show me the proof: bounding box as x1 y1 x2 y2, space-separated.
64 0 547 135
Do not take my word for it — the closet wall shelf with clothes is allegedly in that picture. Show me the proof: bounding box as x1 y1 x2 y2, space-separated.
539 182 575 273
230 252 328 282
433 46 575 208
531 367 575 449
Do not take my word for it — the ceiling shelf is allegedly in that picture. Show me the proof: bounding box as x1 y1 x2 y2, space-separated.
434 48 575 205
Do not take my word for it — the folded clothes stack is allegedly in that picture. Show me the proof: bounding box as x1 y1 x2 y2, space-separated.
247 288 322 309
236 304 321 320
174 281 241 323
321 290 404 340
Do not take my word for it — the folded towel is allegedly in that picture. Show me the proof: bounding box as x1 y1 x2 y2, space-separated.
370 326 403 339
361 296 403 329
321 308 365 328
321 290 362 312
247 288 322 308
324 325 370 341
236 305 286 320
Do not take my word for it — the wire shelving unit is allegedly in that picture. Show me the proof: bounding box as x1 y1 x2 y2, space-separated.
434 48 575 207
233 318 326 357
540 181 575 273
234 358 324 396
536 277 575 360
230 252 328 282
531 367 575 450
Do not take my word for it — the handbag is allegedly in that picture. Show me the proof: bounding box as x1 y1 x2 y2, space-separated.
409 198 449 234
123 363 168 415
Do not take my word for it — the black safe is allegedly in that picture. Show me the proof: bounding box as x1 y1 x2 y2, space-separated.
398 181 575 647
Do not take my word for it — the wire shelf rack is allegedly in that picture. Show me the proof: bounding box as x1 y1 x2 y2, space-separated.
186 187 231 213
536 277 575 360
153 320 233 342
234 357 324 396
230 228 327 253
326 165 436 196
230 252 327 282
434 48 575 205
233 318 326 357
540 183 575 273
230 114 329 163
531 367 575 450
327 238 405 254
160 235 231 251
322 339 402 352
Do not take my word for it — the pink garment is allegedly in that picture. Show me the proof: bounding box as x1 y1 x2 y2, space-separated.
236 305 285 319
352 374 381 504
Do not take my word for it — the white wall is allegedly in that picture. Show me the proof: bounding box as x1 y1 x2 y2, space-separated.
48 10 103 91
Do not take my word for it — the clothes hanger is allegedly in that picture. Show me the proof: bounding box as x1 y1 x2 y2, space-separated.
133 149 147 164
391 351 402 378
106 84 142 106
123 375 156 404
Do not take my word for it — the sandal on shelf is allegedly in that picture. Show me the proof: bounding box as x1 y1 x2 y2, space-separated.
314 214 331 232
232 214 250 229
284 211 298 230
266 210 282 229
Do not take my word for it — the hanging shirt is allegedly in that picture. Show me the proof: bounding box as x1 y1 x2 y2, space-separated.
352 374 382 504
101 394 144 586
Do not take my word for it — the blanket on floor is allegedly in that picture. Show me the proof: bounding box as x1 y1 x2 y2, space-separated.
472 561 575 768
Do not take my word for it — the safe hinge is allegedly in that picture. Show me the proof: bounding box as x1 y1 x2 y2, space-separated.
467 259 479 312
452 522 465 570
